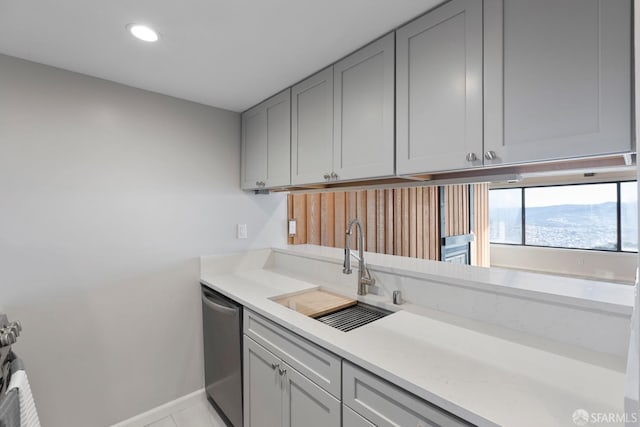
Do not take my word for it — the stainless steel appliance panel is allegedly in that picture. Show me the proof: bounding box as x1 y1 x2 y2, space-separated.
201 285 242 427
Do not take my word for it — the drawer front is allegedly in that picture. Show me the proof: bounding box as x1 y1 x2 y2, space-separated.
343 404 375 427
343 361 472 427
244 310 341 398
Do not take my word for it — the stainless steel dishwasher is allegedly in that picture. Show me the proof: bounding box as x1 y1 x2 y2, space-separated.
201 285 242 427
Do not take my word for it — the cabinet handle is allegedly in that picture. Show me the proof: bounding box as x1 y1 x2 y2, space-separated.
271 363 280 370
323 173 330 180
330 172 338 180
484 151 497 161
278 367 287 376
465 153 477 162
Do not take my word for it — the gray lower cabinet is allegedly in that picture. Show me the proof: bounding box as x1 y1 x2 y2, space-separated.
244 337 282 427
343 361 472 427
342 404 375 427
282 359 341 427
243 310 475 426
243 310 341 427
483 0 632 166
244 310 342 397
396 0 483 175
244 336 340 427
241 89 291 190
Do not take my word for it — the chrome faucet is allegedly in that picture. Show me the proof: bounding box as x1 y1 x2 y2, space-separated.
343 219 376 295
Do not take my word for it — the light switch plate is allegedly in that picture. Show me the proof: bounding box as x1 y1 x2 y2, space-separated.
237 224 247 239
288 219 297 235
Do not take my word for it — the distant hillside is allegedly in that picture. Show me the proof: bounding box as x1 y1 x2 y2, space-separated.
525 201 617 226
491 202 637 251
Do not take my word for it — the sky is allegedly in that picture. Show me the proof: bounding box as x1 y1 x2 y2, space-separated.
490 182 637 208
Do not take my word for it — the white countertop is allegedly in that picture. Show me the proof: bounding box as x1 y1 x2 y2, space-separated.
275 245 634 316
200 249 628 427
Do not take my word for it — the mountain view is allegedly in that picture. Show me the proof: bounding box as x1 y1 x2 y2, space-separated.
490 202 638 251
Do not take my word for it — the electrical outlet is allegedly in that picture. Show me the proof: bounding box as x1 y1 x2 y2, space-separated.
288 219 297 235
237 224 247 239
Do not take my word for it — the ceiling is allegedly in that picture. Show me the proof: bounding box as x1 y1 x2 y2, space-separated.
0 0 443 112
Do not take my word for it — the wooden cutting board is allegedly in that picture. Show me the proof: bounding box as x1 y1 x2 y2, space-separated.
274 290 356 318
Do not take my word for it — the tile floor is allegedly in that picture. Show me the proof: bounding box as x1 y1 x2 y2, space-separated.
145 399 227 427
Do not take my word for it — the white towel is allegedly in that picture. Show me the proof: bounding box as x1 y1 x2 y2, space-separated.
7 371 40 427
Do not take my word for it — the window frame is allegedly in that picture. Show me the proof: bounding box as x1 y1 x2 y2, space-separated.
489 180 637 253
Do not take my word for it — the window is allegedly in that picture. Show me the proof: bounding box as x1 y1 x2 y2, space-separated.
489 189 522 244
525 183 617 250
621 181 639 251
489 181 638 252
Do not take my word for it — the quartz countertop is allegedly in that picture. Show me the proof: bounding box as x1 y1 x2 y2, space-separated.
200 248 628 427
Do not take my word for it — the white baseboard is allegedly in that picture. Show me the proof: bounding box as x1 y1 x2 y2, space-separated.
110 388 206 427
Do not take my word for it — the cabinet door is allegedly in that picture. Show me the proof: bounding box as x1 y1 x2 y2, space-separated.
241 89 291 190
265 89 291 188
244 310 342 398
291 67 334 185
396 0 483 175
241 104 268 189
244 337 282 427
282 362 340 427
333 33 395 181
484 0 632 165
343 404 375 427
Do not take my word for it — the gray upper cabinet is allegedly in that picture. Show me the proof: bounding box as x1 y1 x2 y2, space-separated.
291 67 334 185
244 0 632 189
333 33 395 181
483 0 632 166
241 89 291 190
396 0 483 175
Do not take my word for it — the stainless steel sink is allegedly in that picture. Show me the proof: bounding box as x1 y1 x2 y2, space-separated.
314 302 392 332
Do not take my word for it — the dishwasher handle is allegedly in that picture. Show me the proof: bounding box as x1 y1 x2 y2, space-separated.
202 289 238 316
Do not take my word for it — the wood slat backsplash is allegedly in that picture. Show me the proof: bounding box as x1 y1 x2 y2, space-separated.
288 183 490 266
473 183 491 267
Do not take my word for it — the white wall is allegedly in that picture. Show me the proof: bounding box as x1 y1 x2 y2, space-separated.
0 54 287 427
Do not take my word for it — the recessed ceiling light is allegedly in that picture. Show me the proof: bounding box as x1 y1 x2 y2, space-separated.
127 24 158 42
